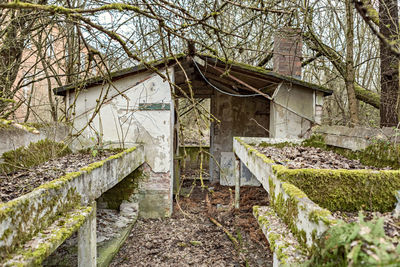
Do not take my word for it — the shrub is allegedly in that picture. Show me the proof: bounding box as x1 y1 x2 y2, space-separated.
307 214 400 266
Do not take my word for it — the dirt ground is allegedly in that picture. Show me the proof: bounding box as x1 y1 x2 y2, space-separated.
110 179 273 267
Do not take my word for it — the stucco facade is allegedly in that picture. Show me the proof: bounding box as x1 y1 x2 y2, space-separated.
69 67 175 217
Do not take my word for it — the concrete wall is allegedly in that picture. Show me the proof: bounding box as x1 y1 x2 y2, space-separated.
233 137 336 250
0 146 144 265
69 68 174 217
0 124 69 157
210 92 270 182
179 146 210 170
313 125 397 151
270 84 314 139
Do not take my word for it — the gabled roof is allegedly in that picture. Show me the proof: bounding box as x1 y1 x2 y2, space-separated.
53 54 185 96
54 54 333 96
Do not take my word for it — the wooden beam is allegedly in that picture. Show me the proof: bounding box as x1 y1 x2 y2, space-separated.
209 65 272 100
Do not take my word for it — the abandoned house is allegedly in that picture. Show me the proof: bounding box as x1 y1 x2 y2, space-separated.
54 28 333 218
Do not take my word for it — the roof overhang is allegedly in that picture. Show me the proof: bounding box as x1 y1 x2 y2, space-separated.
53 54 333 97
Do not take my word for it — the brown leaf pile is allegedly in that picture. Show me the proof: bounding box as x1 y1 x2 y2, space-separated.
110 180 273 267
0 151 115 202
256 145 385 170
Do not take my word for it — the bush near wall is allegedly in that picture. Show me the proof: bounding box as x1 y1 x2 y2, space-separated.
0 139 70 174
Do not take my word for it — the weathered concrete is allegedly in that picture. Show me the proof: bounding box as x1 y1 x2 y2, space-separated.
269 84 314 139
233 137 336 249
0 146 144 264
69 68 175 216
240 162 261 186
0 123 69 157
78 202 97 267
313 125 398 151
393 191 400 219
254 206 307 267
220 152 260 186
137 163 172 218
43 201 139 266
179 146 210 170
2 206 92 266
210 91 270 183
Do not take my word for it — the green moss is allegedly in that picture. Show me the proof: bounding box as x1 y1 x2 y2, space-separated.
0 139 71 174
98 168 141 210
276 244 289 264
0 118 12 128
16 206 92 266
0 188 81 259
268 232 280 252
0 146 138 258
282 183 307 199
80 161 106 173
301 134 327 149
235 137 274 164
267 232 291 264
259 141 296 149
278 168 400 212
304 134 400 170
308 209 337 226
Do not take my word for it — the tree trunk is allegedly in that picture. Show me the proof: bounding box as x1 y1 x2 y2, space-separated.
345 0 359 126
379 0 399 127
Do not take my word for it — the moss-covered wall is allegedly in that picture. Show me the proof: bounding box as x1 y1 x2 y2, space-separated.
97 168 142 210
310 127 400 169
179 146 210 170
277 168 400 212
0 139 71 174
0 146 144 261
0 122 70 159
255 136 400 212
234 137 336 250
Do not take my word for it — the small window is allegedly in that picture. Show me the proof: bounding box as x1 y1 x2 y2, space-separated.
46 34 55 59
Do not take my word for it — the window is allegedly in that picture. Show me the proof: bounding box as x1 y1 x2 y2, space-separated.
46 34 55 59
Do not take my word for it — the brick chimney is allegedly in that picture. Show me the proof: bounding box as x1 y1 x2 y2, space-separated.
273 27 302 78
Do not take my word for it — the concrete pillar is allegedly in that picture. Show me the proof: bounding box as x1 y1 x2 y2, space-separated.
78 201 96 267
234 158 240 209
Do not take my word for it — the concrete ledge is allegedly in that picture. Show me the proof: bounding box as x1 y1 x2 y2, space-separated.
253 206 307 267
2 205 92 266
0 122 69 157
97 217 136 267
0 146 145 260
313 125 396 151
233 137 336 250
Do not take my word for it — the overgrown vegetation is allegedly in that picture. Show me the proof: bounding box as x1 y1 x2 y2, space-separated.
277 167 400 212
0 139 71 174
307 214 400 266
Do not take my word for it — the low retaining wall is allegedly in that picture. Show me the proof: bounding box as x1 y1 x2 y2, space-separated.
253 206 307 267
0 146 145 265
0 122 69 157
234 135 400 266
312 125 397 151
233 137 336 252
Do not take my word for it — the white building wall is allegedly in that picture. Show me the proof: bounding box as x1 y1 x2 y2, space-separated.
69 67 175 218
70 68 173 173
270 84 315 139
